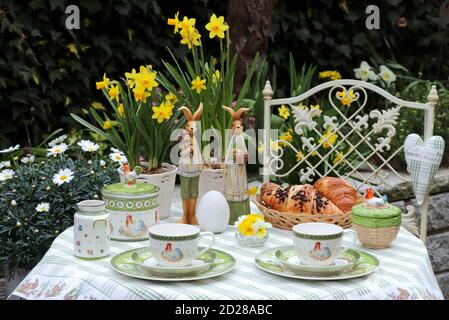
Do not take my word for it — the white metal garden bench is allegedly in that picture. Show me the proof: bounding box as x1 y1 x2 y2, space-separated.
261 79 439 243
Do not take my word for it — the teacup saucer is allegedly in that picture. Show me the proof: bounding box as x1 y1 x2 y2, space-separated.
275 246 360 275
131 247 216 276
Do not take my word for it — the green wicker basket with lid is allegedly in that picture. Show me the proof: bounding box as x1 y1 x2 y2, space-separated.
351 189 402 249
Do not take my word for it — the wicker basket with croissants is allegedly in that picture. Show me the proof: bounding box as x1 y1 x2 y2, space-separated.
252 177 358 230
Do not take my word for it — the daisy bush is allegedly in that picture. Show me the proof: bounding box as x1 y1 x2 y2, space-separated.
0 137 118 278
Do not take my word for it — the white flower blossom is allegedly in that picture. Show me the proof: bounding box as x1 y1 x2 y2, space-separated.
354 61 378 82
109 152 126 163
35 202 50 212
0 169 15 181
47 143 68 157
21 154 35 164
0 144 20 154
78 140 100 152
100 160 106 167
10 200 17 206
52 168 74 185
378 65 397 86
0 161 11 169
48 135 67 147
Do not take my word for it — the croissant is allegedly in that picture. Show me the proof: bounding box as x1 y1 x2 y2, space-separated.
260 177 357 215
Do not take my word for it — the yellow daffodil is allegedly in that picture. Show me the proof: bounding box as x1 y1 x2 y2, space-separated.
125 68 138 88
279 131 293 143
318 70 342 80
96 73 110 90
297 102 307 110
165 92 178 104
296 151 305 162
152 102 173 123
163 102 175 118
191 76 206 94
136 66 158 91
178 16 196 33
117 103 125 118
257 140 280 154
238 220 255 236
167 11 180 33
91 101 105 110
337 90 356 107
212 69 220 85
247 213 264 222
319 130 338 148
108 84 120 103
256 227 267 237
247 187 258 196
333 151 346 166
103 119 112 130
133 84 151 103
205 14 229 39
310 104 320 110
278 105 290 120
180 28 201 49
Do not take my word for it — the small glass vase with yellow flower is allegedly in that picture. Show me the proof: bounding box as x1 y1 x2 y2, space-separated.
234 214 272 247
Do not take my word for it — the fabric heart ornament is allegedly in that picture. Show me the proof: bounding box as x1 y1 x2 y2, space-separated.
404 134 445 205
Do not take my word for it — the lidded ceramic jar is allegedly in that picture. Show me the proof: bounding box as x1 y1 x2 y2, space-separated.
74 200 110 259
351 202 402 249
102 182 159 241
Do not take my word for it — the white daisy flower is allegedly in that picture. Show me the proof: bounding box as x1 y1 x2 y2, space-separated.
0 144 20 154
52 168 74 185
78 140 100 152
109 152 126 163
0 169 15 181
21 154 35 164
354 61 378 82
48 135 67 147
47 143 68 157
0 161 11 169
35 202 50 212
378 65 397 86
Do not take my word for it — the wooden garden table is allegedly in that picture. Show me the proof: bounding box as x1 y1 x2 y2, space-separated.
8 184 444 300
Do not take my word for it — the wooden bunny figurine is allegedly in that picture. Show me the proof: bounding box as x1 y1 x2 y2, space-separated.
222 106 250 224
177 103 204 224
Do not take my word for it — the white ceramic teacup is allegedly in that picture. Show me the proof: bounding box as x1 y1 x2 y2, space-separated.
148 223 216 267
292 223 358 266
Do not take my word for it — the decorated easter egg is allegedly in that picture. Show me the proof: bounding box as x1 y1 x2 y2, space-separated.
197 191 230 233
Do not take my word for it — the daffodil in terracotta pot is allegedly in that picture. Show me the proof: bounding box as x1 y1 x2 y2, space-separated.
159 12 260 203
71 65 181 219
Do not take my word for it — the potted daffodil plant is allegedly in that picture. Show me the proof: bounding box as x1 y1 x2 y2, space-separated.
71 65 180 219
159 12 260 200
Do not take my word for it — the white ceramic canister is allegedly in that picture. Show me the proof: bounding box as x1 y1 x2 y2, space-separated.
74 200 110 259
102 182 160 241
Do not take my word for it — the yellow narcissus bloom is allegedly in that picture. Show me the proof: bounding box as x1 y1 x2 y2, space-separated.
319 130 338 148
205 14 229 39
279 131 293 143
310 104 320 110
103 119 112 130
125 68 138 88
91 101 105 110
167 11 180 33
152 103 173 123
333 151 346 166
108 84 120 103
318 70 342 80
191 76 206 94
257 140 281 154
296 151 305 162
178 16 196 34
136 66 158 91
165 92 178 104
133 85 151 103
96 73 110 90
180 28 201 49
212 69 220 85
117 103 125 118
238 220 255 236
278 105 290 120
247 187 258 196
337 90 357 107
256 227 267 237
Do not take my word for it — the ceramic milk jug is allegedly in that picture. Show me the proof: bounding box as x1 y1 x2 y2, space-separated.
74 200 110 259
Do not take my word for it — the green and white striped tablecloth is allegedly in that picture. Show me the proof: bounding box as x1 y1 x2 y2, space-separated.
8 192 443 300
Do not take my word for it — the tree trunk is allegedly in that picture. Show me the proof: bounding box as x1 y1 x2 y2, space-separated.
227 0 278 93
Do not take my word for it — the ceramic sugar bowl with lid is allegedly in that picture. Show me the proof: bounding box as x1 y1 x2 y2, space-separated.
351 189 402 249
74 200 110 259
102 182 159 241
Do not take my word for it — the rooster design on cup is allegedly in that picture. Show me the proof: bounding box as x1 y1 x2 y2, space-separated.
119 214 147 238
309 242 331 261
161 243 184 262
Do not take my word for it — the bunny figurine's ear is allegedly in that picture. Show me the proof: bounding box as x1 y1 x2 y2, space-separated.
222 105 236 120
235 108 249 120
178 106 193 120
192 103 203 120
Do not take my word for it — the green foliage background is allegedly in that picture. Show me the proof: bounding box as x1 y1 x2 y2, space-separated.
1 0 448 147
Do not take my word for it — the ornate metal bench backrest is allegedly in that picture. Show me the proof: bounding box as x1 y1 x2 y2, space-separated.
261 79 438 243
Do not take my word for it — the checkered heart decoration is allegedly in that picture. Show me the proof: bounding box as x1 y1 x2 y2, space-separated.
404 134 445 205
